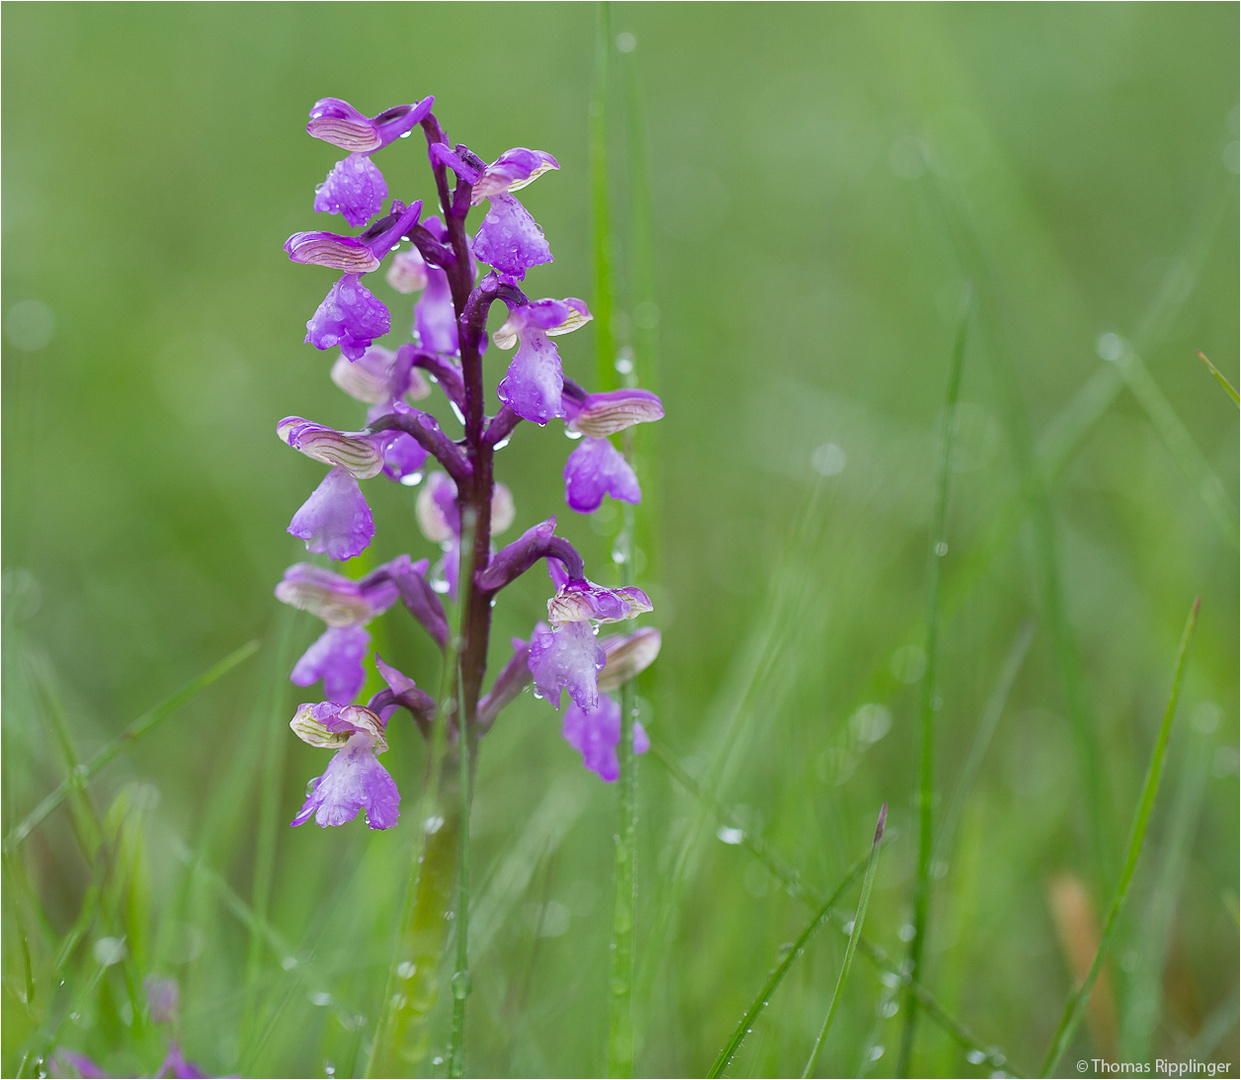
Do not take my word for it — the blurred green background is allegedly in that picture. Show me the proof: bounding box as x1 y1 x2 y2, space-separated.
3 3 1237 1077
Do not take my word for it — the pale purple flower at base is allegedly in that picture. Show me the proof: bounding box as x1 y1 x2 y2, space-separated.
155 1045 207 1079
528 619 606 711
292 624 371 702
49 1051 109 1079
305 274 390 361
290 703 399 829
314 153 388 228
288 466 375 560
561 693 650 782
145 976 180 1024
564 437 641 513
472 192 551 281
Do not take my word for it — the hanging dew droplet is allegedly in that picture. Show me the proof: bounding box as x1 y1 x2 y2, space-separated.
493 435 512 450
565 429 583 440
449 401 465 425
305 777 320 797
400 471 424 487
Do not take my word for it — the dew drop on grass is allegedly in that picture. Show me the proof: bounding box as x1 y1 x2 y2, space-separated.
966 1050 986 1065
897 923 916 942
451 971 472 999
868 1045 885 1062
716 825 744 845
934 541 948 557
281 956 298 970
397 961 416 980
432 1057 444 1066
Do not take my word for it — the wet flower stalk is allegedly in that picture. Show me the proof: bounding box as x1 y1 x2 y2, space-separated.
272 93 664 1074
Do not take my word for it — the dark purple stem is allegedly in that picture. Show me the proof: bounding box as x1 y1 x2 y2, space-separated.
401 346 466 410
367 409 471 487
483 405 522 448
367 687 435 739
475 534 585 596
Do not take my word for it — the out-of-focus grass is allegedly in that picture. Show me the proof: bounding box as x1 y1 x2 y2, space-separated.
3 4 1237 1078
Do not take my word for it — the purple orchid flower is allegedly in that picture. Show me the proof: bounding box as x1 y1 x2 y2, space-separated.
564 437 641 513
304 273 391 361
290 702 400 829
331 344 430 407
276 557 411 701
469 148 560 204
561 693 651 782
472 193 552 281
307 96 434 154
563 387 665 438
314 153 388 229
286 200 422 274
492 297 592 425
465 147 558 281
528 619 606 711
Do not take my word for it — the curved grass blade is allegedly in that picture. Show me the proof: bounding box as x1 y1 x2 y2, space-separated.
3 639 261 853
649 740 1013 1075
1039 597 1200 1077
705 853 868 1080
802 805 887 1079
1198 350 1239 406
898 285 971 1075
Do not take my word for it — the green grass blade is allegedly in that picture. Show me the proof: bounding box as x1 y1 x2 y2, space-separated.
705 856 868 1079
3 639 261 853
802 805 887 1079
1112 342 1238 546
933 618 1036 863
897 285 971 1075
1120 714 1215 1059
1198 350 1240 406
590 0 615 390
649 742 1015 1076
1039 597 1200 1077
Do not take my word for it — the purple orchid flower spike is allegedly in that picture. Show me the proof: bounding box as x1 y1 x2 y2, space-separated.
154 1045 208 1080
492 298 592 425
307 96 434 153
290 702 400 829
305 274 391 361
564 437 641 513
277 91 664 836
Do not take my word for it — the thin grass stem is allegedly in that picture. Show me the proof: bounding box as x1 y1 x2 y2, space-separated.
448 507 479 1080
3 639 260 852
1197 350 1239 406
896 285 971 1076
590 0 615 392
802 805 887 1079
1039 597 1200 1077
705 855 869 1079
648 741 1013 1074
933 618 1036 864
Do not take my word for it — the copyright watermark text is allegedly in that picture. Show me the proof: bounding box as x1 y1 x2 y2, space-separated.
1076 1061 1233 1078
